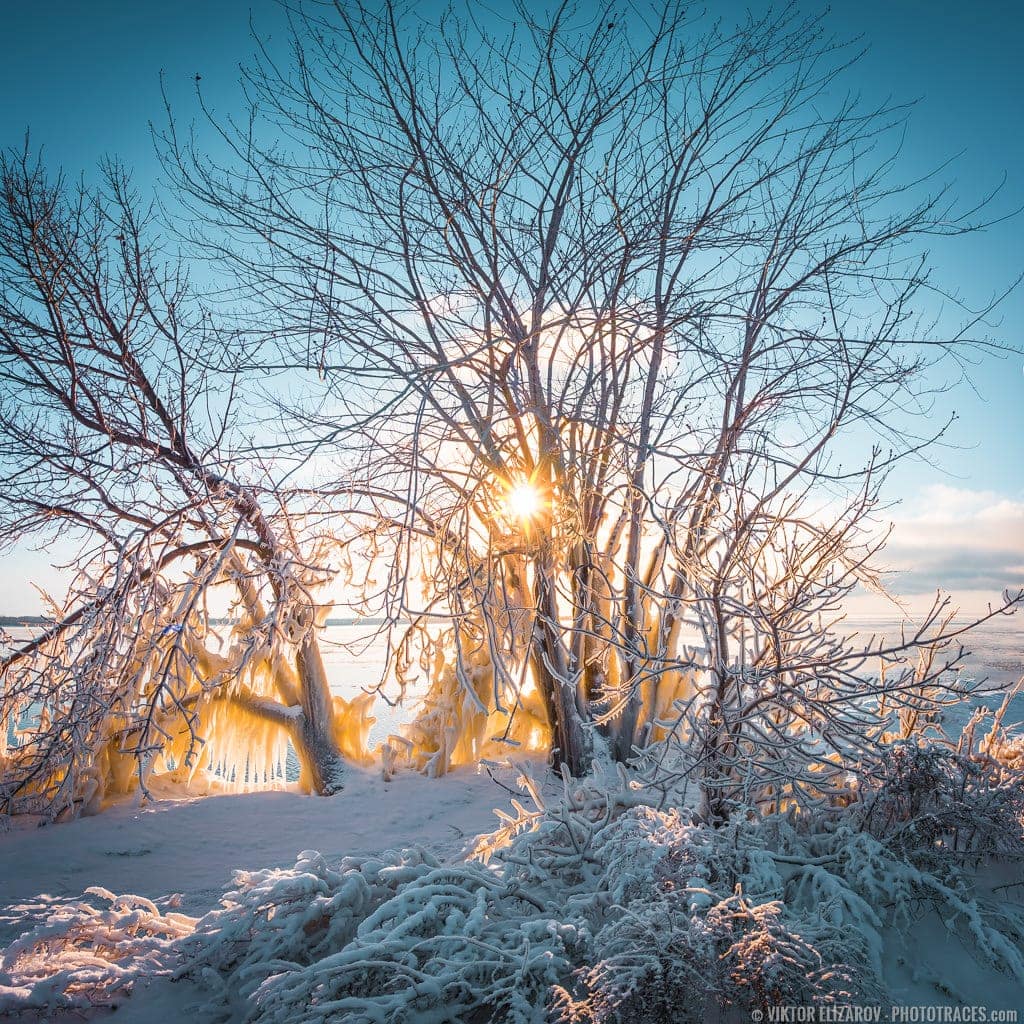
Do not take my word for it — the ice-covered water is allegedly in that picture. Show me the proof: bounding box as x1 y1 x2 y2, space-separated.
836 615 1024 736
322 616 1024 738
4 615 1023 751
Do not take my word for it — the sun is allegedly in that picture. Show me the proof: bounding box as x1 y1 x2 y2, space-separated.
505 479 543 522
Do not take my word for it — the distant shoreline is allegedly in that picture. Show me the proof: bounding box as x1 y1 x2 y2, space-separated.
3 614 1018 631
0 616 388 628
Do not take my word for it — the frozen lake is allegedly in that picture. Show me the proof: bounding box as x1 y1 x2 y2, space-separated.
4 614 1024 750
316 614 1024 739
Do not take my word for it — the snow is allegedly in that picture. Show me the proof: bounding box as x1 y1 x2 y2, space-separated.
2 757 1024 1020
0 762 529 951
0 758 563 1021
1 620 1023 1020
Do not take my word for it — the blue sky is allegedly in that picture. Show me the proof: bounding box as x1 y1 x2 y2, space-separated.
0 1 1021 615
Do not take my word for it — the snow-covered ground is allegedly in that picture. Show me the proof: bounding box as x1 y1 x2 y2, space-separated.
1 617 1022 1020
2 759 1021 1021
0 761 545 1021
0 763 529 950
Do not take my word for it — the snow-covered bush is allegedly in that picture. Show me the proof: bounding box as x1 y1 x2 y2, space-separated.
853 734 1024 866
0 888 193 1015
552 807 880 1023
178 844 584 1024
3 765 1023 1021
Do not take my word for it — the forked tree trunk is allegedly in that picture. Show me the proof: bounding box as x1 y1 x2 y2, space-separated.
531 562 592 776
291 635 346 794
227 560 346 794
611 686 643 764
531 646 591 777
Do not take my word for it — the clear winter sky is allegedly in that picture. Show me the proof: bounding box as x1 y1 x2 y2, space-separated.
0 1 1022 617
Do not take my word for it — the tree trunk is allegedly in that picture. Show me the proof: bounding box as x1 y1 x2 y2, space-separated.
531 553 592 777
532 647 591 777
611 686 642 764
292 635 346 794
697 666 735 825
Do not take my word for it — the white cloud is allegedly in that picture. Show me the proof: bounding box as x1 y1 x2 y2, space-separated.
873 485 1024 609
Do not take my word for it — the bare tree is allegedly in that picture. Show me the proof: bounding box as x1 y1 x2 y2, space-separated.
2 1 1019 823
0 151 368 818
158 0 1021 809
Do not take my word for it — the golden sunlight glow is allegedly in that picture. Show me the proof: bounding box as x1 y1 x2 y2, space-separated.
505 480 543 522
